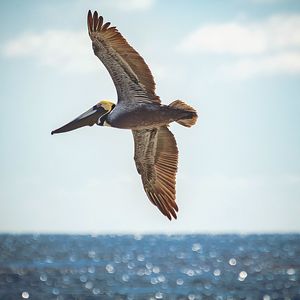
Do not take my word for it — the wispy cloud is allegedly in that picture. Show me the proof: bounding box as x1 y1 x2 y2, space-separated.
248 0 291 3
179 14 300 55
222 51 300 78
179 14 300 78
195 174 300 191
180 23 267 55
2 27 169 79
196 174 263 190
107 0 155 11
2 30 98 73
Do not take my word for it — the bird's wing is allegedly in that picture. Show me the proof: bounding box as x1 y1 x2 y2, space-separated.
87 10 160 104
132 126 179 220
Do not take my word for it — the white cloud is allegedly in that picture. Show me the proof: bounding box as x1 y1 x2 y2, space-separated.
180 23 267 55
179 14 300 55
249 0 290 3
222 51 300 78
108 0 155 11
2 28 171 80
2 30 98 73
195 173 300 191
179 14 300 78
197 174 263 190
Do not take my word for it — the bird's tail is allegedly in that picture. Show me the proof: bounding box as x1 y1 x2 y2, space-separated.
169 100 198 127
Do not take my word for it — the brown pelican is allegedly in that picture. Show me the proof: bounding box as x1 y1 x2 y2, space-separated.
52 10 198 220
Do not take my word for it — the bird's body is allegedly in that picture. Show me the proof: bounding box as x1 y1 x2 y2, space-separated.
107 101 195 130
52 10 198 220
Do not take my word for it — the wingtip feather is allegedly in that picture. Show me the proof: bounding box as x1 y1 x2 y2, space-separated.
102 22 111 31
97 16 103 31
88 10 105 34
93 11 98 31
87 10 93 34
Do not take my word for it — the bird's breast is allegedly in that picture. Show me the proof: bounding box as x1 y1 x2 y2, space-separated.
107 103 177 130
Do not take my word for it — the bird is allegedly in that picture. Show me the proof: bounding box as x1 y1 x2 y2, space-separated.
51 10 198 220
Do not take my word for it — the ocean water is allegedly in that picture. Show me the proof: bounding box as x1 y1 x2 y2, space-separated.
0 234 299 299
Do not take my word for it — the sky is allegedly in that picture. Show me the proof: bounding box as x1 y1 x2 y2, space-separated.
0 0 300 234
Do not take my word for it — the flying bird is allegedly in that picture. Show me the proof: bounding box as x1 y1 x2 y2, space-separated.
51 10 198 220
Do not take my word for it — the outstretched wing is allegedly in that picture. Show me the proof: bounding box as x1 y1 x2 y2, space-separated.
87 10 160 104
132 126 179 220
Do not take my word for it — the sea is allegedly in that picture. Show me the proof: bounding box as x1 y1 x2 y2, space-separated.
0 234 299 299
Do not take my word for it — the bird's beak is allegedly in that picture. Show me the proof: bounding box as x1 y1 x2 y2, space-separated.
51 105 107 135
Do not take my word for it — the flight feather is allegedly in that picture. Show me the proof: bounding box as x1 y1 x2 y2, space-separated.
132 126 179 220
87 10 160 104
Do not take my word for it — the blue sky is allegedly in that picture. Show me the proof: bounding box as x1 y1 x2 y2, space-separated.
1 0 300 233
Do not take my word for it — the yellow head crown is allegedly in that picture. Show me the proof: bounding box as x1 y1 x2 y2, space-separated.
98 100 115 111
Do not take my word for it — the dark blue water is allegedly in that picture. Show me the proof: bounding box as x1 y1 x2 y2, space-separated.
0 234 299 299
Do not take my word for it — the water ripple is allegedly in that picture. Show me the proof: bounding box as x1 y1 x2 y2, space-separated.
0 234 299 298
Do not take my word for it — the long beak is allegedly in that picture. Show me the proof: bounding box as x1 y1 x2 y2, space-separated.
51 105 107 135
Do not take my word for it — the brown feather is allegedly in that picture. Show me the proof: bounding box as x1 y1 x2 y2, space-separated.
97 16 103 31
152 193 171 219
157 182 176 203
132 126 179 220
101 22 111 31
87 10 160 104
87 10 93 35
93 11 98 31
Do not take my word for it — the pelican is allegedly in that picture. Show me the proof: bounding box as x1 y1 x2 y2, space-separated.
51 10 198 220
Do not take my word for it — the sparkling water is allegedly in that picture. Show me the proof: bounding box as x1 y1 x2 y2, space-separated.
0 234 299 299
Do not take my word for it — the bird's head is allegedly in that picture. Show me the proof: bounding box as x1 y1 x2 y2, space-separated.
51 100 115 135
